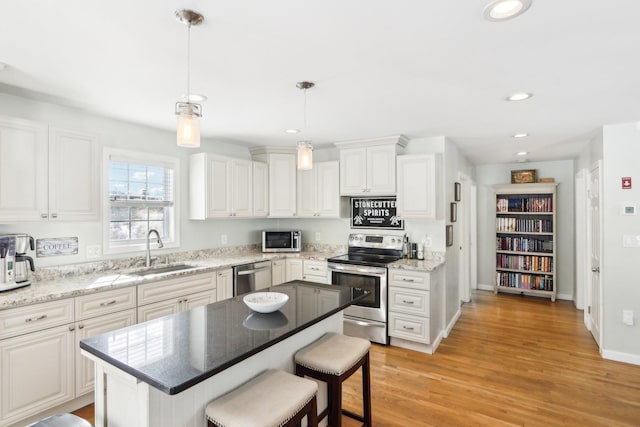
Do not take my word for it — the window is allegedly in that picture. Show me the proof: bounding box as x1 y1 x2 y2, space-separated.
104 149 179 252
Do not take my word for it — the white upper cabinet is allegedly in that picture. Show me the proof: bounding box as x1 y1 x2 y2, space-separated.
189 153 256 219
49 127 100 221
336 136 407 196
297 161 340 217
250 148 298 218
0 117 99 222
396 154 441 219
252 161 269 217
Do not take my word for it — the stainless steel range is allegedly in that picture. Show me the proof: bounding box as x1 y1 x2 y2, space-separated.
328 233 404 344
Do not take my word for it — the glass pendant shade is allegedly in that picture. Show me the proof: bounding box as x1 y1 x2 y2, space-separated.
176 102 201 148
297 142 313 170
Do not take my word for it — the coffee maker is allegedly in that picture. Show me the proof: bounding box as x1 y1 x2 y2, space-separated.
14 234 35 286
0 234 34 292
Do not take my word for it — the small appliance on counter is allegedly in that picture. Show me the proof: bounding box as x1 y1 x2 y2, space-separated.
261 230 301 253
0 234 33 292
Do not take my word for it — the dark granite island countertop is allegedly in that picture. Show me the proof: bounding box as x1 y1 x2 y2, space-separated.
80 281 361 396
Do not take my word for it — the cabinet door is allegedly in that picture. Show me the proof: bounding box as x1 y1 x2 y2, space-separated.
272 260 286 285
316 161 340 217
0 116 48 222
137 299 180 322
296 286 319 323
0 325 74 425
231 159 253 217
366 144 397 195
268 153 297 217
182 290 217 311
397 154 438 219
75 309 136 396
207 155 231 217
285 259 303 281
216 269 233 301
339 148 367 195
297 168 316 217
252 162 269 217
49 127 100 221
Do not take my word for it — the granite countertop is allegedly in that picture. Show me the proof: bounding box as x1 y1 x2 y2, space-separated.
389 254 446 272
0 250 342 311
80 281 361 395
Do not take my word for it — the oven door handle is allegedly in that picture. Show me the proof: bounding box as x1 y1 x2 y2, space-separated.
328 264 386 275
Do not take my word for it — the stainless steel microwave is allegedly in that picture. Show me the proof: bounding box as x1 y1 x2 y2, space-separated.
262 230 301 253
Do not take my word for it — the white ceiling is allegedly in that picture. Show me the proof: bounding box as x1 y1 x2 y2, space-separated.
1 0 639 164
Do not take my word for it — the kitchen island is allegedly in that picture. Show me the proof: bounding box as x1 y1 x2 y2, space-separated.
80 281 361 427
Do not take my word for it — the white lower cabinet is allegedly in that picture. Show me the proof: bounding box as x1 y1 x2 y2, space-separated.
271 259 286 285
137 272 217 322
285 259 303 281
74 309 136 396
216 269 233 301
0 299 76 427
302 260 328 284
388 267 443 353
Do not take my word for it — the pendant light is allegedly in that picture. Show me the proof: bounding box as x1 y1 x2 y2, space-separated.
175 9 204 148
296 81 314 170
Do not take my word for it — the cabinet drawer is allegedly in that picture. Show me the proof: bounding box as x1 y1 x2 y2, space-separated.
389 287 430 316
0 299 74 340
388 312 430 344
389 269 430 290
138 272 216 305
303 260 327 276
75 287 137 320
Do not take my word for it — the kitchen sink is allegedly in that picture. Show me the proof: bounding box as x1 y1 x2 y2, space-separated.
130 263 199 277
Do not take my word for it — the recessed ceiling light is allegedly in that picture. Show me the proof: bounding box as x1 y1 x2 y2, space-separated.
506 92 533 101
516 151 528 156
483 0 532 21
512 133 528 138
285 129 301 134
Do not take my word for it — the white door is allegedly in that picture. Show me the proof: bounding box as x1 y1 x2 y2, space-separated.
458 175 476 303
575 169 588 312
588 162 602 347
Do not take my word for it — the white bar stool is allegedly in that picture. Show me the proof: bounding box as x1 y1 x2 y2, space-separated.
27 413 93 427
295 332 372 427
206 369 318 427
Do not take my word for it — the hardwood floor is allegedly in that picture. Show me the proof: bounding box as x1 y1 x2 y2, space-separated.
74 291 640 426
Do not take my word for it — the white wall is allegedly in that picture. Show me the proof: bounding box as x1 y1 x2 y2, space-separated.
600 122 640 358
475 160 576 300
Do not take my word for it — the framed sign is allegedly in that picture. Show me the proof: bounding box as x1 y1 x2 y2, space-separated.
511 169 537 184
36 237 79 257
351 197 404 229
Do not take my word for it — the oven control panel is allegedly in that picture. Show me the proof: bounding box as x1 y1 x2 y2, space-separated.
348 233 404 250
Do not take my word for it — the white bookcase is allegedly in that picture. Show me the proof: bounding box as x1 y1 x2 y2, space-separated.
494 183 557 302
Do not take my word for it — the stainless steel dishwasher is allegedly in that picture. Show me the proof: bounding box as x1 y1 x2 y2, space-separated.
233 261 272 296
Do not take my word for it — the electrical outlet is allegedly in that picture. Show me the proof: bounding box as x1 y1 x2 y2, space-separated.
315 232 321 242
623 310 635 326
424 236 433 248
221 234 227 245
86 245 101 259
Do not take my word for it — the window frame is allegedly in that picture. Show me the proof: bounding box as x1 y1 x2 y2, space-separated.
102 147 180 255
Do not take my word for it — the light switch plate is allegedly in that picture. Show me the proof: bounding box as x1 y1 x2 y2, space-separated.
86 245 101 258
623 310 634 326
623 235 640 247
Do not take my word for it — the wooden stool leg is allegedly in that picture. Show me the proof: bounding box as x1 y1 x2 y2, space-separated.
362 353 372 427
328 377 342 427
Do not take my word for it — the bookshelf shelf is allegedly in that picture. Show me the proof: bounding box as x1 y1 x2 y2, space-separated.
493 183 557 302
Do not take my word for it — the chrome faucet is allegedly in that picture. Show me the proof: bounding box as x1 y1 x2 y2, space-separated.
145 229 164 267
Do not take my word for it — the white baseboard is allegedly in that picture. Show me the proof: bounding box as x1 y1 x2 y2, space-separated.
477 283 572 301
444 306 461 338
602 349 640 366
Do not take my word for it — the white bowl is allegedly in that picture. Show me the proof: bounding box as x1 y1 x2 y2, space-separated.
243 292 289 313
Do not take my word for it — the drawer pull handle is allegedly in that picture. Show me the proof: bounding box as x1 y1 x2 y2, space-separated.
402 278 415 282
402 300 415 304
402 326 415 331
25 314 47 323
99 300 118 307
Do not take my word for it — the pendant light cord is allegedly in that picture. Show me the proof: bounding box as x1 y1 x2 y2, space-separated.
186 23 191 101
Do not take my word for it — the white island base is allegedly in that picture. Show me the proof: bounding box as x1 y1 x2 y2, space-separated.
82 314 342 427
